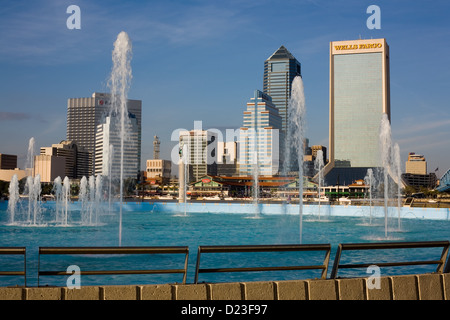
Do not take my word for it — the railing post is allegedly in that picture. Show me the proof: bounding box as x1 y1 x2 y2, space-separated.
442 244 450 273
330 244 343 279
322 246 331 279
24 249 27 287
183 247 189 284
194 246 202 284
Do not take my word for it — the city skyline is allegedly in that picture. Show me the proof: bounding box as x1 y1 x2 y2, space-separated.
1 1 449 178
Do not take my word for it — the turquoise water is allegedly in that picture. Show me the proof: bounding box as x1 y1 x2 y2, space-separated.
0 201 449 286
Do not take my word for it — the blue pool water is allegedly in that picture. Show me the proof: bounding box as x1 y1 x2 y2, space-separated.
0 200 449 287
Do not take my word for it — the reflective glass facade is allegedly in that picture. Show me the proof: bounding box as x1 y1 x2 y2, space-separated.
326 39 390 185
263 46 301 133
334 52 383 167
239 90 282 176
67 92 142 175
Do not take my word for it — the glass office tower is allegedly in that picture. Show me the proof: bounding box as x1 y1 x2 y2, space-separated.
94 113 140 179
263 46 301 133
325 39 390 185
179 130 218 183
239 90 283 176
67 92 142 175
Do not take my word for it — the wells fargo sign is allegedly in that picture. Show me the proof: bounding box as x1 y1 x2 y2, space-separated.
334 43 383 51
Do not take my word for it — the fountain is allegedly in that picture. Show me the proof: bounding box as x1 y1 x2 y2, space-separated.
364 168 375 225
314 149 324 220
286 75 307 243
7 173 106 227
95 175 103 225
62 176 70 226
89 175 96 225
379 113 403 238
25 137 35 176
252 129 260 218
7 174 19 224
107 143 114 209
53 177 63 223
379 113 392 238
393 143 402 231
2 197 448 286
108 31 133 246
79 176 89 223
178 142 188 216
26 174 41 225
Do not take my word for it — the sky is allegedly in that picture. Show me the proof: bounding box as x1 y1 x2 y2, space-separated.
0 0 449 178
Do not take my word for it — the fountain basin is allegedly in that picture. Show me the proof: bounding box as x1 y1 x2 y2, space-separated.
0 200 449 287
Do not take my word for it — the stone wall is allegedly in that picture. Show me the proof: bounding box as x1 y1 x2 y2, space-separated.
1 273 449 300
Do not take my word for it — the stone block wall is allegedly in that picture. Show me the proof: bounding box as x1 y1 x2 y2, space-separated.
1 273 449 300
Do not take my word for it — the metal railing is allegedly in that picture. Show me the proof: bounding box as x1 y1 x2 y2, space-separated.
38 246 189 286
0 241 448 287
194 244 331 284
330 240 450 279
0 247 27 287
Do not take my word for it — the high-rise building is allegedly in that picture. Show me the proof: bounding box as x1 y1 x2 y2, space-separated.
217 141 238 176
0 153 26 182
405 152 427 175
33 154 66 183
401 152 435 189
0 154 17 170
67 92 142 175
94 113 140 180
146 159 172 184
239 90 282 176
179 130 217 183
325 38 390 185
40 140 89 179
311 145 327 165
263 46 301 133
146 136 171 185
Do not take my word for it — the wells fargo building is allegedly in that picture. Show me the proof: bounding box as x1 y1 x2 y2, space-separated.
325 38 391 185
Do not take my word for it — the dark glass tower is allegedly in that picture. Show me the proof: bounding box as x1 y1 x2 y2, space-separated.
263 46 301 133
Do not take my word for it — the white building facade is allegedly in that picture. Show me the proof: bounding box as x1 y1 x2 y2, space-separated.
94 113 140 180
239 90 282 176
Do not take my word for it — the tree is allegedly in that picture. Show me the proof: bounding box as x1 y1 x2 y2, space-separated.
403 185 417 197
0 180 9 197
124 178 137 196
41 183 54 195
71 183 79 196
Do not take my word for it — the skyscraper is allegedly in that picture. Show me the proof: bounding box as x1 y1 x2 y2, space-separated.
67 92 142 175
40 140 89 179
325 38 390 185
179 130 217 183
94 113 140 179
263 46 301 133
239 90 282 176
